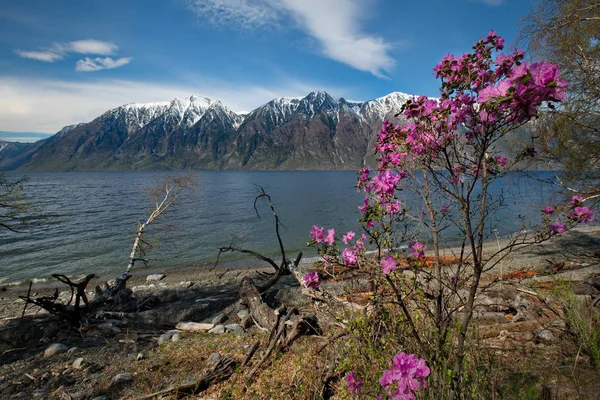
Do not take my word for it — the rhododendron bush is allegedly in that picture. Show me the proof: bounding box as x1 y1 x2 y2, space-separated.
304 31 594 397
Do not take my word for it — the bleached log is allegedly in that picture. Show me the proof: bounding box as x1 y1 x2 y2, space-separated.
175 322 215 332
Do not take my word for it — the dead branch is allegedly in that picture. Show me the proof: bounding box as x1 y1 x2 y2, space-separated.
130 355 236 400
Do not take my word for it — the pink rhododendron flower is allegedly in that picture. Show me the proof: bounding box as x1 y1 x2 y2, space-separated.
345 371 363 394
381 255 397 275
542 206 554 215
309 225 325 243
324 228 335 246
549 221 567 234
496 155 507 166
385 201 401 215
379 352 430 399
571 207 594 224
342 247 358 266
372 169 402 197
570 195 584 207
409 241 426 258
342 231 356 245
302 272 320 289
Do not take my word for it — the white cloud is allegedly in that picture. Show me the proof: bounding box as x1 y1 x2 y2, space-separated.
67 39 118 55
15 49 63 62
75 57 132 72
471 0 506 6
186 0 396 77
15 40 127 71
0 76 347 133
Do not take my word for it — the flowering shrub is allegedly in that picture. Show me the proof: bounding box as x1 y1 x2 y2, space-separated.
302 271 320 289
307 31 587 395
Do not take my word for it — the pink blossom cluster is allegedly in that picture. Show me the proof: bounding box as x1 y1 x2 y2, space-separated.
379 352 430 400
342 232 367 266
370 30 567 189
309 225 335 246
543 195 595 235
408 241 426 258
345 370 363 394
302 271 320 289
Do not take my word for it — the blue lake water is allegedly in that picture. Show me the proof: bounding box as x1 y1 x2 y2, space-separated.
0 171 561 284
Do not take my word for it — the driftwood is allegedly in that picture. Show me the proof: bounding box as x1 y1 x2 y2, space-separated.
20 274 96 324
175 322 214 332
130 355 236 400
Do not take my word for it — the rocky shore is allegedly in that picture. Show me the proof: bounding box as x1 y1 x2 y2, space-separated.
0 226 599 399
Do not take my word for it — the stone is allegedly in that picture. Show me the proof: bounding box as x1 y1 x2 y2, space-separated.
240 315 253 329
208 324 225 334
67 347 80 354
171 333 182 342
111 373 133 386
9 392 28 399
146 274 166 282
97 323 122 334
62 368 72 376
211 313 227 324
72 357 85 370
207 353 221 363
175 322 214 332
32 388 49 398
136 352 145 361
158 333 172 345
236 309 249 319
44 343 68 358
225 323 244 335
536 329 557 342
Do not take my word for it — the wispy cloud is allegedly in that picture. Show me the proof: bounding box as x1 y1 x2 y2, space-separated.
186 0 396 77
470 0 506 6
66 39 118 55
15 39 130 71
14 49 63 62
75 57 132 72
0 76 347 133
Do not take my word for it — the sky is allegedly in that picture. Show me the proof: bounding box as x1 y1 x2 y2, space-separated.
0 0 536 139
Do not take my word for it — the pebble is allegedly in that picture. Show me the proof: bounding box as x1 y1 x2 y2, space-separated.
536 329 557 342
146 274 166 282
158 333 172 345
72 357 85 370
32 388 48 397
67 347 80 354
171 333 182 342
207 353 221 363
225 323 244 335
136 352 145 361
111 373 133 386
44 343 68 358
208 324 225 334
237 309 249 319
211 313 227 324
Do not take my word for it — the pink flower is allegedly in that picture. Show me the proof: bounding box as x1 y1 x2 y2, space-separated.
379 352 430 399
302 272 320 289
409 241 426 258
324 228 335 246
345 371 363 394
541 206 554 215
342 231 356 245
385 201 401 215
549 221 567 234
372 169 402 197
309 225 325 243
570 195 584 207
342 247 358 266
496 155 507 166
381 255 397 275
440 205 450 215
571 207 594 224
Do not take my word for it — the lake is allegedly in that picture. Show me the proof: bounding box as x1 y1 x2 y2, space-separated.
0 171 561 284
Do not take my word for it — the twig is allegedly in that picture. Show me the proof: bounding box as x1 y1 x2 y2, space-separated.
246 309 295 383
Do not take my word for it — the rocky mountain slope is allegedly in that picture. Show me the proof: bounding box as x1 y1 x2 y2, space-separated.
2 91 412 171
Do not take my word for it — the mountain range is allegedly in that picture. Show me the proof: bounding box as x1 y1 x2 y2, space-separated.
1 91 413 171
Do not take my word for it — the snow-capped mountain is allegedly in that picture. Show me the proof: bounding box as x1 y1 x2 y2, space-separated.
5 91 415 171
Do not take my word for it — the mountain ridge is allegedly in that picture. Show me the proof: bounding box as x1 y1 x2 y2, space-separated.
1 91 414 171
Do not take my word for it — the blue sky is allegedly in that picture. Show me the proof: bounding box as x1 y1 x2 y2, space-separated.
0 0 534 138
